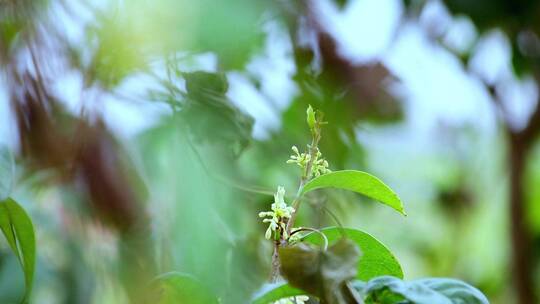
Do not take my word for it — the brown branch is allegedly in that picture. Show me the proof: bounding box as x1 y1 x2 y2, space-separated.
270 242 281 282
489 73 540 304
520 79 540 147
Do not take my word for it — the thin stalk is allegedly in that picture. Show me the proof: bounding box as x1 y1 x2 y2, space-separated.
270 121 322 281
270 241 281 282
286 130 320 235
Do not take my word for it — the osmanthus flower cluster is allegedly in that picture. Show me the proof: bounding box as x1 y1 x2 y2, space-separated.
253 105 489 304
287 146 330 178
258 106 331 303
259 186 295 240
258 185 313 303
286 146 309 169
260 141 332 241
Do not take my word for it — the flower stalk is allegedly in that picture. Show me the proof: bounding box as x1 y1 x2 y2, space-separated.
264 105 329 282
286 107 326 235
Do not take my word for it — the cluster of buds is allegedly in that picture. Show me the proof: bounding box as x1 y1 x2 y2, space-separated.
286 146 310 169
312 148 331 177
259 186 295 240
287 146 330 178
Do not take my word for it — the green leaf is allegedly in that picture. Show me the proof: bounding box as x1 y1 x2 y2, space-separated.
0 147 14 201
301 170 406 215
353 276 490 304
279 239 362 304
302 227 404 280
182 71 254 155
0 202 18 255
251 283 306 304
149 272 219 304
333 0 349 9
0 198 36 303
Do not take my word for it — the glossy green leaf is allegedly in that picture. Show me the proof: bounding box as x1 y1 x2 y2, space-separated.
251 283 307 304
353 276 490 304
302 227 403 280
0 201 18 255
0 147 14 201
0 198 36 303
150 272 219 304
301 170 405 215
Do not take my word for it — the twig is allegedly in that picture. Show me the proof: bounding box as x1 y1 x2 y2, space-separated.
286 123 321 235
270 113 323 280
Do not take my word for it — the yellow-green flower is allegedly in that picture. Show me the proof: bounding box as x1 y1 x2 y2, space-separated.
259 186 295 240
312 149 331 177
286 146 310 169
287 145 331 178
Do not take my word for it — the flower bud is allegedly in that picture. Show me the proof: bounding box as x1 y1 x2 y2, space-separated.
306 105 316 130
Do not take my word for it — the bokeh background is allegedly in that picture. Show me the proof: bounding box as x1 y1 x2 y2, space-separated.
1 0 540 303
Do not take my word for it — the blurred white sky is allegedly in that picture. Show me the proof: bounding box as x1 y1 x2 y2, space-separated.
0 0 538 148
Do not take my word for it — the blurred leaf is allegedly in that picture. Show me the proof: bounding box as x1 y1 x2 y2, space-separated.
0 202 17 256
526 142 540 234
0 146 14 201
302 227 403 280
182 71 254 155
186 0 268 68
0 0 49 53
279 239 362 303
0 198 36 303
511 41 530 77
87 13 147 88
251 282 306 304
0 254 26 303
0 20 20 59
353 276 490 304
301 170 406 215
333 0 349 9
138 120 267 302
185 72 229 96
87 0 268 75
149 272 219 304
442 0 540 34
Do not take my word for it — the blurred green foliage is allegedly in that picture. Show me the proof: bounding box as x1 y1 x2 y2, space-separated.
2 0 539 303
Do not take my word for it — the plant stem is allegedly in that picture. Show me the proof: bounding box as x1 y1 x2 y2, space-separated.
286 130 320 235
270 125 322 280
270 241 281 282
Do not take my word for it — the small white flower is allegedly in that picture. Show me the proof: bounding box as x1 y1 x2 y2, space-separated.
311 148 331 177
274 186 286 206
287 146 331 178
264 220 277 239
286 146 311 169
259 211 273 218
259 186 295 240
